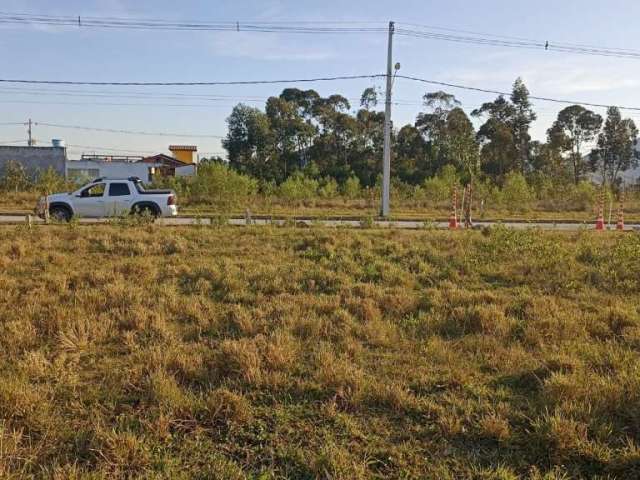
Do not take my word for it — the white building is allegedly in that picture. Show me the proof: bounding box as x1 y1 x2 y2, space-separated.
66 154 196 183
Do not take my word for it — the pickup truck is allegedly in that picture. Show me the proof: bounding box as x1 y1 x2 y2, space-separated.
36 177 178 221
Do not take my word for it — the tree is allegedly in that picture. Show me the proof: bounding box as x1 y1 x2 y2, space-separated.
360 87 378 110
444 108 479 180
472 96 518 183
415 91 462 174
548 105 602 184
416 91 461 143
266 96 316 178
222 104 276 181
510 78 537 173
590 107 639 187
310 95 359 182
394 124 429 184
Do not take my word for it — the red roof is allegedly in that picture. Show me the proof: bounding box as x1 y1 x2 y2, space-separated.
141 154 189 167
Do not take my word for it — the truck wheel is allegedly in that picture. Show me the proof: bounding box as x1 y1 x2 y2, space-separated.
49 205 72 222
132 204 158 222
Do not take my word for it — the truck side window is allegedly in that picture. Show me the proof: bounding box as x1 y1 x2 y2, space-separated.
81 183 106 197
108 183 131 197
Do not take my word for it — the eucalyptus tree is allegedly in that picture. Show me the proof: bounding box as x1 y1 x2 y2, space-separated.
548 105 603 184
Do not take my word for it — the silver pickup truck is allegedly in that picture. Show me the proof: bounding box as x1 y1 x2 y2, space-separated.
36 177 178 221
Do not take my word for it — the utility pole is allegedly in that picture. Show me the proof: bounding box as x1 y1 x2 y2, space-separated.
27 118 33 146
381 21 395 217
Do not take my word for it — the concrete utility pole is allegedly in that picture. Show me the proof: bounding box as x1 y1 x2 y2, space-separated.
27 118 33 146
381 21 395 217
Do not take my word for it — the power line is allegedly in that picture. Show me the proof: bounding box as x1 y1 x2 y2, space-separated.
397 22 640 55
395 28 640 60
0 86 422 107
35 122 224 138
0 14 387 33
0 74 383 87
395 74 640 112
2 12 639 60
0 99 253 108
0 86 267 101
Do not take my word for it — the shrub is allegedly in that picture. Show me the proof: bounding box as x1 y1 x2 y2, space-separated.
278 172 319 202
0 160 32 192
318 177 339 199
341 176 361 199
188 162 258 206
569 181 597 211
501 172 533 211
422 165 461 205
35 167 71 195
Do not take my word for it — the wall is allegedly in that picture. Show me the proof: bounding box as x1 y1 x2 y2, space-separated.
66 160 197 183
67 160 153 183
170 149 195 164
0 146 66 176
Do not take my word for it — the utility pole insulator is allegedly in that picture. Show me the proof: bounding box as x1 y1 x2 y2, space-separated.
381 21 395 218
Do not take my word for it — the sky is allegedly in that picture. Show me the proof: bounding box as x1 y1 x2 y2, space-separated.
1 0 640 160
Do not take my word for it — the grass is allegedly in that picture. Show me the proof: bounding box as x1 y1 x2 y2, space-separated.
0 224 639 478
3 190 640 223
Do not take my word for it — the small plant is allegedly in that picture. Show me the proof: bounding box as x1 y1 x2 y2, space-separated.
360 215 375 229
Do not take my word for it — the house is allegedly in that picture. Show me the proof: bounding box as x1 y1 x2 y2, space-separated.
169 145 198 164
66 147 197 183
141 154 196 178
0 141 67 177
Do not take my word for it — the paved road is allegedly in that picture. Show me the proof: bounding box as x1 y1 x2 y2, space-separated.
1 214 638 231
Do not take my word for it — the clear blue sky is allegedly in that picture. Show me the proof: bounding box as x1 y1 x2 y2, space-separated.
2 0 640 159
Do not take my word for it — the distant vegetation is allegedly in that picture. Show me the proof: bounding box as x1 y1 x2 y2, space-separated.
1 225 639 478
2 78 639 219
218 79 639 192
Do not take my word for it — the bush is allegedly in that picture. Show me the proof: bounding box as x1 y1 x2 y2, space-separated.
569 181 597 211
278 173 319 202
422 165 460 204
0 160 32 192
35 167 71 195
188 162 258 207
341 176 361 199
318 177 339 199
501 172 533 211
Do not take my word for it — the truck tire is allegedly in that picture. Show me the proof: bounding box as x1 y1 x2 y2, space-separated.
49 205 72 222
131 203 160 221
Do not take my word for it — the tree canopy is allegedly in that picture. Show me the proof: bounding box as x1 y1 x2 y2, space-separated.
222 78 639 191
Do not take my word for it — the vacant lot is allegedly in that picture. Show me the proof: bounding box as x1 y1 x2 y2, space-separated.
0 225 639 479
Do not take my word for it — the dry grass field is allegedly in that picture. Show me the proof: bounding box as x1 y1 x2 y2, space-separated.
0 224 639 479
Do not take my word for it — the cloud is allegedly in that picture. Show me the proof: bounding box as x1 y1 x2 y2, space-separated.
208 32 335 61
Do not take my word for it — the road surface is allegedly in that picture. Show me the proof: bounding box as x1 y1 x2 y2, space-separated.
0 214 638 231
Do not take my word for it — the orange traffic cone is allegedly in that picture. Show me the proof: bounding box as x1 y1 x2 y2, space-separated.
449 186 459 229
616 193 625 231
595 190 605 231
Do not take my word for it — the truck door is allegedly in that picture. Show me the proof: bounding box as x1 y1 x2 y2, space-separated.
74 183 106 217
106 182 134 216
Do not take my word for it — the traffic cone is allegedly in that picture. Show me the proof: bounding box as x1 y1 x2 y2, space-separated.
616 192 624 231
595 189 605 231
449 186 459 229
